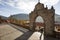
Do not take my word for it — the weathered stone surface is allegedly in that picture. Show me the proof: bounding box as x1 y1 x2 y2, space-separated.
29 2 55 36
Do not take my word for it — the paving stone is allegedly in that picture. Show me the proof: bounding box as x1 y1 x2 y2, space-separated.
28 32 44 40
0 24 23 40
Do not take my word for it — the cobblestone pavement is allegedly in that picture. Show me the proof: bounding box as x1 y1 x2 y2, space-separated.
0 23 59 40
15 31 34 40
0 23 44 40
0 24 23 40
28 32 44 40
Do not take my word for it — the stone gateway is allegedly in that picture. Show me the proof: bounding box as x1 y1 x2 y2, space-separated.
29 2 55 36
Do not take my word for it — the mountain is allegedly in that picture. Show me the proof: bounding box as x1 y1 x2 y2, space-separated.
10 14 29 20
55 14 60 22
9 14 60 23
0 15 8 20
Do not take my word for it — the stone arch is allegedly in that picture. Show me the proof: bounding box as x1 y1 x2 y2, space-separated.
35 16 44 31
35 16 44 23
29 2 55 36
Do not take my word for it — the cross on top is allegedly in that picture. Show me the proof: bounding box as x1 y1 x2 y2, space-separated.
38 0 40 2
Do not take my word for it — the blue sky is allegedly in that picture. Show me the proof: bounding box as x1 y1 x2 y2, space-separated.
0 0 60 17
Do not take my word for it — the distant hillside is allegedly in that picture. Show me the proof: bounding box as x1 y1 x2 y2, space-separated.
10 14 29 20
9 14 60 23
0 15 8 20
55 14 60 22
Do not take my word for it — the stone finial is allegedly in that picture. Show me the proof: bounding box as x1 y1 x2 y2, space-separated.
46 5 48 9
51 6 55 11
51 6 54 10
38 0 40 3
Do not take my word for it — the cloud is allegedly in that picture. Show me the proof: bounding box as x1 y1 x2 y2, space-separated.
0 0 38 13
0 0 60 15
0 0 59 8
16 1 37 13
0 0 15 7
13 0 60 13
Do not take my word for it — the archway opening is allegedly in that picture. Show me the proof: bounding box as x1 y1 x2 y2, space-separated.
35 16 44 31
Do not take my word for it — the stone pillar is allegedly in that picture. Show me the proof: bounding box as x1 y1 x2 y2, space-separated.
44 16 54 36
29 20 36 31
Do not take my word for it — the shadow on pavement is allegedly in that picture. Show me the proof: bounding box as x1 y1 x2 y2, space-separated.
15 31 34 40
9 23 29 33
44 36 60 40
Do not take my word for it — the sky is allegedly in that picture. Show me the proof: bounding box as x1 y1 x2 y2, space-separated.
0 0 60 17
